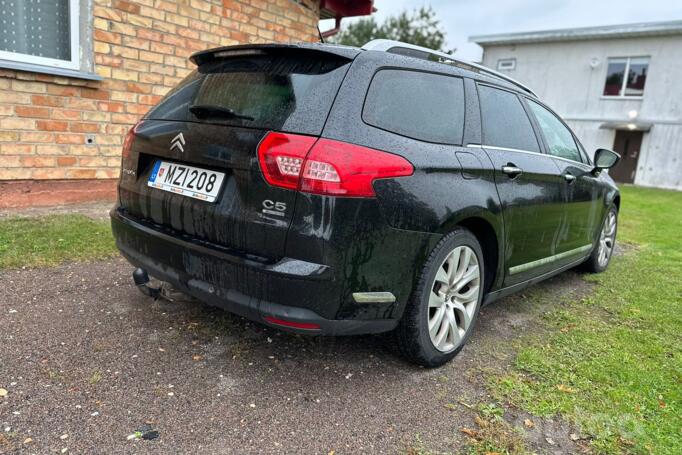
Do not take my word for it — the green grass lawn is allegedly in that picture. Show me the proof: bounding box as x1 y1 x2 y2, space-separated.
1 188 680 454
0 214 117 269
492 185 682 454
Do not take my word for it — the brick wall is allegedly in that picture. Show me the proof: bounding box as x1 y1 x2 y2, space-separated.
0 0 319 189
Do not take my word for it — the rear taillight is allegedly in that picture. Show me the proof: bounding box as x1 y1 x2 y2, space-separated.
257 132 413 197
121 120 144 162
257 132 317 190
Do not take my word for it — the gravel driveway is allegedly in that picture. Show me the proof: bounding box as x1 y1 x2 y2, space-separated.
1 257 587 454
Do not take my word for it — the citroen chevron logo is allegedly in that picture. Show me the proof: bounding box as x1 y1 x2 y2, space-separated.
170 132 185 152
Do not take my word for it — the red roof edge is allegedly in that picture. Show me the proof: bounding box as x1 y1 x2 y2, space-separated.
319 0 375 20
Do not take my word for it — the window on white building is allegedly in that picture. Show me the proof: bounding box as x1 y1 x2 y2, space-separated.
603 57 649 97
497 58 516 71
0 0 84 72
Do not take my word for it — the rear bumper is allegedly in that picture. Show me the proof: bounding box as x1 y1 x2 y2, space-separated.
110 208 397 335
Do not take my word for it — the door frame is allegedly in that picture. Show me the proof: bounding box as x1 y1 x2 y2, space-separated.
518 94 601 266
473 82 568 287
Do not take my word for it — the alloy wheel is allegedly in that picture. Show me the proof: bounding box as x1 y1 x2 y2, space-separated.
428 246 481 353
598 210 617 267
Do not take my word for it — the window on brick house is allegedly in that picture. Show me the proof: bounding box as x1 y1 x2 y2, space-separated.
0 0 83 72
603 57 649 97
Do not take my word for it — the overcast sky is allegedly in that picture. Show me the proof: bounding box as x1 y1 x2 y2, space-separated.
322 0 682 61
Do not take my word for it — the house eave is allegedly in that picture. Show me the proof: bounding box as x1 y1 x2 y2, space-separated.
470 20 682 46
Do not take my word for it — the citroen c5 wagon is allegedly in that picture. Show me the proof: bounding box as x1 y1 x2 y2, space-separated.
111 40 621 367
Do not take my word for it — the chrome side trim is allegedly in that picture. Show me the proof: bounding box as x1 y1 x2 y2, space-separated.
509 244 592 275
552 154 594 169
352 292 396 304
468 144 592 168
477 144 544 155
483 255 589 305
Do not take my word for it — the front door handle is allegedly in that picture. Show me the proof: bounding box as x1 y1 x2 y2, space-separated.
502 164 523 178
564 173 577 183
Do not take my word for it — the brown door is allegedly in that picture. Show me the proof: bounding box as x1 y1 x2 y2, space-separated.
611 130 643 183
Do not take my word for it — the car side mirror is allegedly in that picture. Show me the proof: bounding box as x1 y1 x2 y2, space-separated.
592 148 620 175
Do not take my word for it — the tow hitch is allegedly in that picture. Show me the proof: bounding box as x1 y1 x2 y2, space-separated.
132 268 161 299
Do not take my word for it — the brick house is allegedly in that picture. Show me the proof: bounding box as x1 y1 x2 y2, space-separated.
0 0 373 208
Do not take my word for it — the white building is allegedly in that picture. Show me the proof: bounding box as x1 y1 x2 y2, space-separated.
471 20 682 190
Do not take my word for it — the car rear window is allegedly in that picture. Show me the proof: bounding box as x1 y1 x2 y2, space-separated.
362 69 465 144
477 84 540 153
145 53 351 136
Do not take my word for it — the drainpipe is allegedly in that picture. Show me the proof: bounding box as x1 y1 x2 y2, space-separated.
321 16 342 39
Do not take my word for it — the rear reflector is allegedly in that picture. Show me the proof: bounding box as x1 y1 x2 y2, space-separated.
263 316 321 330
257 132 413 197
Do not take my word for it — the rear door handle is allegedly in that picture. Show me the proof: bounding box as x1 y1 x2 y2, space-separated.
502 164 523 178
564 173 577 183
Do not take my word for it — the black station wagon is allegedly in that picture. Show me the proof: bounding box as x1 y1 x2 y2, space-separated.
111 39 620 367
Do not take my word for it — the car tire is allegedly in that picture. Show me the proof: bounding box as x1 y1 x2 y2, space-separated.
581 206 618 273
394 228 484 368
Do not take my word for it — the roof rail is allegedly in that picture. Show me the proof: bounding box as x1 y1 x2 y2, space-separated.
361 39 537 96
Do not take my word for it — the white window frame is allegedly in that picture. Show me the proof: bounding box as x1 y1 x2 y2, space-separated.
497 58 516 71
602 56 650 99
0 0 80 71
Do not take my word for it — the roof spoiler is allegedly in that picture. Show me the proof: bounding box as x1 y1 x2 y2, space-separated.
190 43 359 66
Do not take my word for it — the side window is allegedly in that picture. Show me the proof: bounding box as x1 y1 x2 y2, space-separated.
576 139 591 165
363 69 465 144
527 101 582 162
477 85 540 152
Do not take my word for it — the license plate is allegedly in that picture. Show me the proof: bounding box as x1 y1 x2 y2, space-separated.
148 160 225 202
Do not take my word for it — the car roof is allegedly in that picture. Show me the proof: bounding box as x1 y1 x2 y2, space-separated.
359 39 536 97
191 41 535 98
359 48 533 97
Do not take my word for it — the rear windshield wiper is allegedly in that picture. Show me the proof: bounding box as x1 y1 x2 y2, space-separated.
189 104 255 121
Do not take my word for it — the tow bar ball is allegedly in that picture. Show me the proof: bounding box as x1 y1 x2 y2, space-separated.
132 268 161 299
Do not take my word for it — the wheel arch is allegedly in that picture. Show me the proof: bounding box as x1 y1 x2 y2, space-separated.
455 217 500 296
437 210 504 296
605 186 620 210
